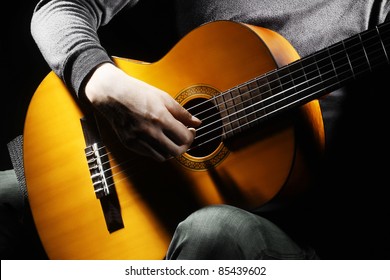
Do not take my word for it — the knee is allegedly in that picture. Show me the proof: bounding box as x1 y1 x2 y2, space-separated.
167 205 266 259
181 204 272 238
0 170 24 215
181 205 237 237
167 204 310 259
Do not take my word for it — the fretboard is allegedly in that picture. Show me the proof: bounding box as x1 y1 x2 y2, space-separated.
215 21 390 139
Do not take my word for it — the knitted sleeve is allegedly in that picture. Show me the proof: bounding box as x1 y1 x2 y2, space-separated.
30 0 139 96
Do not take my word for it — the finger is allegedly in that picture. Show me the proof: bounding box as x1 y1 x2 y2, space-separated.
160 114 197 148
146 127 191 157
123 123 189 160
166 99 202 127
115 114 190 160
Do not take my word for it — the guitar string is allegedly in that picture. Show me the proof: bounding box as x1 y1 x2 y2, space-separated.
90 53 387 189
90 152 152 190
191 31 389 138
188 44 388 150
90 149 154 182
180 25 390 126
88 30 389 181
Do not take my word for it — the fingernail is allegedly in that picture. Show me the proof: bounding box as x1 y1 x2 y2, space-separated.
188 127 196 135
192 115 201 123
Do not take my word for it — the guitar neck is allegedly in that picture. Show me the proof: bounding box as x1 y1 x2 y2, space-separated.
215 21 390 139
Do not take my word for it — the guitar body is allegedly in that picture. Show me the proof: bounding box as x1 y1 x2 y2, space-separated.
23 21 324 259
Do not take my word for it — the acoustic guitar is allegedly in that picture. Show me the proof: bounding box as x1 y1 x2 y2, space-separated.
23 20 390 259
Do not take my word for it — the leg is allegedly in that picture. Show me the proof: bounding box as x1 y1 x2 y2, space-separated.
166 204 317 260
0 169 47 259
0 169 25 258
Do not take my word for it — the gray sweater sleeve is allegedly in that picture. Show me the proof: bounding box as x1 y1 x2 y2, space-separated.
31 0 139 96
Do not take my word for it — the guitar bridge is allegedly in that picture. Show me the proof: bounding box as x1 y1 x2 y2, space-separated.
80 115 124 233
85 142 112 198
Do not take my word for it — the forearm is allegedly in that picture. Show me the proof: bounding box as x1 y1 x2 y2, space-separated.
30 0 138 96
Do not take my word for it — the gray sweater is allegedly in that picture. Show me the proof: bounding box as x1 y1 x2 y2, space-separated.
31 0 390 140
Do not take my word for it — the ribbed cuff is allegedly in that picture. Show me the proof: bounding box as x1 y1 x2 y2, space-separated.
65 47 114 97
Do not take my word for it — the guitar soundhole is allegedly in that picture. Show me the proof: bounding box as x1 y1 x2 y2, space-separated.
184 98 223 158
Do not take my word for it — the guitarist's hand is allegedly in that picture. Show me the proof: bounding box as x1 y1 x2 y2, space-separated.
84 63 201 161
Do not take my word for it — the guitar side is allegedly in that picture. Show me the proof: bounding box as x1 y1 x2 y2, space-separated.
23 21 324 259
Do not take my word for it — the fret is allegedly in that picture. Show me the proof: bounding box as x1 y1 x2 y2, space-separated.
377 23 390 63
226 89 238 138
341 39 356 79
343 35 370 78
266 70 284 112
278 65 295 92
257 74 274 119
314 47 339 92
214 93 226 115
301 56 321 86
269 67 294 111
215 91 234 138
328 41 354 83
247 79 265 121
239 83 256 126
248 76 268 119
288 60 309 96
358 33 372 71
231 87 245 131
225 90 236 118
247 77 264 119
300 55 326 99
237 82 257 126
361 28 389 70
376 26 390 64
278 66 295 106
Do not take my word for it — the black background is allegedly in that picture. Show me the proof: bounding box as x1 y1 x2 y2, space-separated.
1 1 48 170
